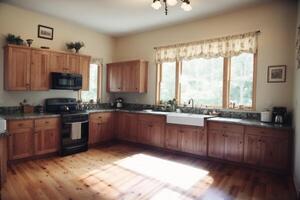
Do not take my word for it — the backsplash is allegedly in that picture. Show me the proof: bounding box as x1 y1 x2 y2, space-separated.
0 103 264 121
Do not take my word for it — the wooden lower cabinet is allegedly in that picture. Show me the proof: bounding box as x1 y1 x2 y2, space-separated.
165 124 207 156
137 115 165 148
89 112 114 145
244 127 290 170
8 120 34 160
0 136 7 187
208 122 244 162
116 113 138 142
8 118 60 161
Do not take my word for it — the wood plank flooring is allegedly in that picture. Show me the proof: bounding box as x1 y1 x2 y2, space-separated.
1 144 296 200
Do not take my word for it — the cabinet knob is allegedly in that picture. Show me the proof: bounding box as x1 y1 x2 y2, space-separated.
45 121 49 124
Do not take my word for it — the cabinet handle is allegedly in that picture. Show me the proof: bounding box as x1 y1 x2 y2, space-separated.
98 116 102 119
45 121 49 124
18 123 23 127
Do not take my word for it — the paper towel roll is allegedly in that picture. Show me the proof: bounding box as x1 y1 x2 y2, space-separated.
0 117 7 132
260 111 272 123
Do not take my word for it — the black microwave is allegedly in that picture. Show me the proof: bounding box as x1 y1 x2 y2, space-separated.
51 72 82 90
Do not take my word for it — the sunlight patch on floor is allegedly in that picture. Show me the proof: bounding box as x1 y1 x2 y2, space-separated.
115 153 209 190
150 188 193 200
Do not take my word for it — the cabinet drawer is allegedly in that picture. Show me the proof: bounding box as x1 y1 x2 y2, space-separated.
8 120 34 131
208 122 244 133
138 114 165 124
35 118 60 129
245 126 289 138
89 112 113 123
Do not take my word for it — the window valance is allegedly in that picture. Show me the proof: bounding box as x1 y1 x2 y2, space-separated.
154 31 259 63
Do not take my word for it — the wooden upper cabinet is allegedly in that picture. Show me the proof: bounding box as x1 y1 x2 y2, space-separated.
79 56 91 91
4 45 31 91
4 45 91 91
50 52 68 73
107 64 123 92
107 60 148 93
30 50 50 91
67 54 80 74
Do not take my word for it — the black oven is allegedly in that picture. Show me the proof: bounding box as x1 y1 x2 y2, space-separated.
51 72 82 90
61 113 89 156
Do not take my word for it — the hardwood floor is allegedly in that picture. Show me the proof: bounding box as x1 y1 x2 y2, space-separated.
1 144 296 200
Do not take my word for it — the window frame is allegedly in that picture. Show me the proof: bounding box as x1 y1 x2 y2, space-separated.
79 64 103 102
155 54 257 110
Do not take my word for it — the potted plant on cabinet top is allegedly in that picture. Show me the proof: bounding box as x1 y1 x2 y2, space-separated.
66 41 85 53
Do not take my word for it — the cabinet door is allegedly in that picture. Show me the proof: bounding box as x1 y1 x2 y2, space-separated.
50 52 68 73
79 56 90 91
67 55 80 73
107 64 122 92
137 120 151 144
150 122 165 147
8 128 33 160
99 122 113 142
34 128 59 155
122 62 139 92
4 46 31 91
180 126 198 154
244 134 261 165
88 120 100 145
165 125 180 150
224 131 244 162
208 130 225 159
260 136 289 170
30 50 50 90
195 128 207 156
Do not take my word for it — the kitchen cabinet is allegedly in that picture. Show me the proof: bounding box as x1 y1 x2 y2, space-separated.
8 118 60 161
34 118 60 155
8 120 34 160
4 45 91 91
166 124 207 156
79 55 91 91
137 114 165 147
244 127 290 170
4 45 31 91
116 112 138 142
89 112 114 145
0 136 7 187
107 60 148 93
50 52 68 73
67 54 80 74
208 122 244 162
30 49 50 90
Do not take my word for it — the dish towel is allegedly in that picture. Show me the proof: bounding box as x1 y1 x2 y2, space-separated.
71 122 82 140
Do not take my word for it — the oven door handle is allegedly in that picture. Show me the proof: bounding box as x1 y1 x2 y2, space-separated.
64 120 89 125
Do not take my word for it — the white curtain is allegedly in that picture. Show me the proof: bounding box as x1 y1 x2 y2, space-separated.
155 31 259 64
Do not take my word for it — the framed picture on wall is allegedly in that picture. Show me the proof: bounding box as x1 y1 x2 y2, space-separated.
267 65 287 83
38 25 54 40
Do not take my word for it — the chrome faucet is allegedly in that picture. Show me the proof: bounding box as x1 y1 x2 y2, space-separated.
188 98 194 109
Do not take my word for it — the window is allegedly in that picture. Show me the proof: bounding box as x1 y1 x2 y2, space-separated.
181 58 224 107
229 53 254 108
81 64 101 102
156 54 256 110
158 62 176 103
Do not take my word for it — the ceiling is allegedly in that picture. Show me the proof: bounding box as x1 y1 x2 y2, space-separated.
3 0 271 37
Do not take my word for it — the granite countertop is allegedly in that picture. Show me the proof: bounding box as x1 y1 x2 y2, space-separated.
207 117 292 130
0 109 293 130
0 113 60 120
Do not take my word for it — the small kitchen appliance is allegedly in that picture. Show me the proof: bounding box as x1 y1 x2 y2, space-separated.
115 97 124 108
260 111 272 123
45 98 89 156
272 107 287 124
0 117 6 134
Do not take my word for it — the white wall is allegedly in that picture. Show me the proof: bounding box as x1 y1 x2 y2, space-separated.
114 1 297 112
0 3 115 106
293 1 300 196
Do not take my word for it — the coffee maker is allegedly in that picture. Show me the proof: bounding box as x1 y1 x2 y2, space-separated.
272 107 287 124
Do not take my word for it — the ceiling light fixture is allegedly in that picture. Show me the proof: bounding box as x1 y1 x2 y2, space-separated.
151 0 192 15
